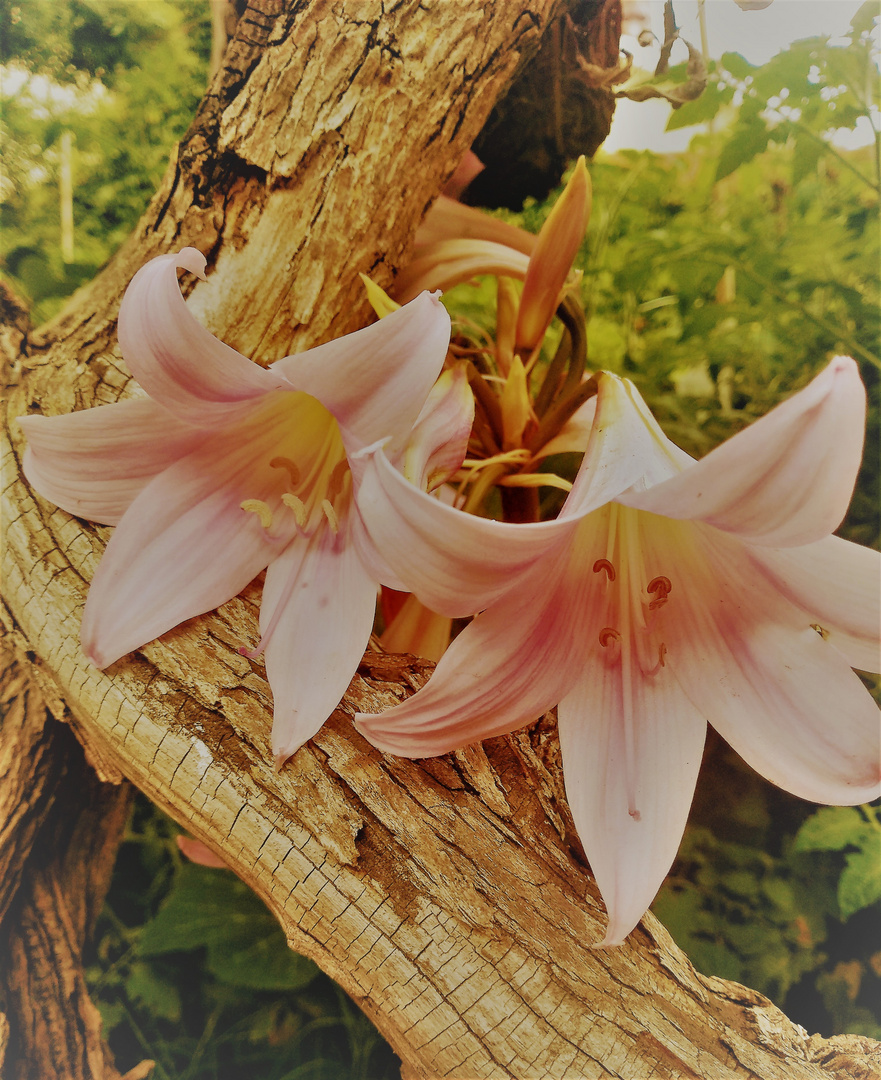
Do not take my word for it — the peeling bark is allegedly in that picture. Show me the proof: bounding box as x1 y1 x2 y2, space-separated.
2 1 880 1077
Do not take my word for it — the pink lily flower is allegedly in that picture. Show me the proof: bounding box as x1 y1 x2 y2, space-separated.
20 247 461 767
353 357 881 946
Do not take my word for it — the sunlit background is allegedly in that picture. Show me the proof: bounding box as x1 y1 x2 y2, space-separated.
608 0 876 151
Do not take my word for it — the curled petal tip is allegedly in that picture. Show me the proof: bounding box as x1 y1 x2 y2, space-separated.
351 436 393 464
176 247 208 280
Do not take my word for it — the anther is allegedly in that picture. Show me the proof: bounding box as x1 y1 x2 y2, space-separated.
647 576 672 610
322 499 340 534
269 456 300 487
599 627 620 647
811 623 830 641
281 493 307 528
593 558 616 581
241 498 273 530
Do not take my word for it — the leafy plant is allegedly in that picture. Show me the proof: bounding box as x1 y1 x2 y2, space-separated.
86 794 402 1080
795 805 881 920
0 0 210 322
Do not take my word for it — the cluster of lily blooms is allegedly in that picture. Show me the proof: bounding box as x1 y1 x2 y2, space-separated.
20 158 880 946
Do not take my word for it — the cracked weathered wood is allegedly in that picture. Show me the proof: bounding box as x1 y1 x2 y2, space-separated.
2 0 880 1076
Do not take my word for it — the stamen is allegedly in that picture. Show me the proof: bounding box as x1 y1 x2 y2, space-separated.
647 576 672 597
643 642 667 677
599 627 620 647
281 493 307 528
647 575 672 611
811 623 830 641
241 498 273 530
593 558 616 581
326 459 349 500
322 499 340 534
270 456 300 487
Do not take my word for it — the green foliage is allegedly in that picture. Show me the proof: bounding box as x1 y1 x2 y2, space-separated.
795 806 881 920
139 863 320 992
666 4 881 189
86 795 402 1080
575 43 880 542
0 0 210 322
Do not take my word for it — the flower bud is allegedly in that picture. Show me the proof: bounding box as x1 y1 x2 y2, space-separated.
515 156 591 351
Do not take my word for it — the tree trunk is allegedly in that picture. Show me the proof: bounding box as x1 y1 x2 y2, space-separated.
0 630 138 1080
2 1 879 1076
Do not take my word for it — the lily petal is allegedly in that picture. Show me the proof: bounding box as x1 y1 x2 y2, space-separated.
561 373 691 520
380 592 452 663
117 249 290 425
619 357 866 547
415 195 537 256
272 291 451 458
20 398 203 525
667 525 881 804
353 445 577 617
21 401 205 527
400 366 474 492
557 663 706 947
79 402 310 667
355 539 597 755
441 149 485 199
259 515 378 767
752 536 881 672
533 396 597 460
392 241 531 305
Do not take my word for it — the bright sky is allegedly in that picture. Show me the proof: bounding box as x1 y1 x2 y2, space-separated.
605 0 878 151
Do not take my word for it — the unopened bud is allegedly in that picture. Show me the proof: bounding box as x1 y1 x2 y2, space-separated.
515 156 591 352
496 276 519 376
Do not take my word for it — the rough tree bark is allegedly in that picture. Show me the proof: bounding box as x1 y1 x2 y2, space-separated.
2 1 880 1077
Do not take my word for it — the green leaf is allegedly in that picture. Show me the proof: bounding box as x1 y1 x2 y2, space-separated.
839 847 881 919
715 124 770 183
720 52 756 81
688 938 743 983
851 2 880 39
207 925 319 992
125 962 182 1022
138 863 320 992
794 807 870 853
792 132 824 187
